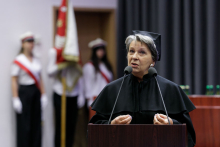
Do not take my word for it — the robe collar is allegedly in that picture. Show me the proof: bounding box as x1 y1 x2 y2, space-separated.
131 73 152 83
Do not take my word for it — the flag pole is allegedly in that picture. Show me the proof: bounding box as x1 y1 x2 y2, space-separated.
61 77 66 147
61 0 68 146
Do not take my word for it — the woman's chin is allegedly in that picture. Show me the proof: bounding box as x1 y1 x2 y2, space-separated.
131 69 140 74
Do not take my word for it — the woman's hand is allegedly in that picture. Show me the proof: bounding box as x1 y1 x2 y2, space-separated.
153 114 173 125
111 115 132 124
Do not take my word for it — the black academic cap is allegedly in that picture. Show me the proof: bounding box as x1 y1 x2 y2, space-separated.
133 30 161 61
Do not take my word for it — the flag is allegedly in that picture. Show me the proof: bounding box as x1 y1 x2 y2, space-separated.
54 0 81 91
55 0 80 63
54 1 81 146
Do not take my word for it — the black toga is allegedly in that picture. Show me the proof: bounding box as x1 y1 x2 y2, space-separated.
89 74 196 147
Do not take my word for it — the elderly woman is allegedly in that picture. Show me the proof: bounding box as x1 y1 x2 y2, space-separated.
89 31 196 147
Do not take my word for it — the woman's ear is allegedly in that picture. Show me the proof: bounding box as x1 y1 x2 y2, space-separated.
150 62 155 67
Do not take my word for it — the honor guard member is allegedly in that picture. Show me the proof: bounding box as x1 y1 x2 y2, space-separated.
82 38 113 119
11 31 48 147
47 45 84 147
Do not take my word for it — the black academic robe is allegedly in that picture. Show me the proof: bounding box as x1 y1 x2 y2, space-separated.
89 74 196 147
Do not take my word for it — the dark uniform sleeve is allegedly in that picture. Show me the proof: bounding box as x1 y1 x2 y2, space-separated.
89 113 109 124
170 112 195 147
172 118 181 124
183 113 196 147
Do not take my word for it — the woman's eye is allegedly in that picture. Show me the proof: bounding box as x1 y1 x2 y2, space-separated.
129 50 134 53
139 51 146 54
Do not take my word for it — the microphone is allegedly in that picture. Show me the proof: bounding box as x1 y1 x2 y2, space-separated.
108 66 132 124
124 66 132 75
148 67 157 77
148 67 170 125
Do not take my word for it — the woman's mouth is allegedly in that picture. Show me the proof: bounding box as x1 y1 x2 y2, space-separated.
131 63 138 68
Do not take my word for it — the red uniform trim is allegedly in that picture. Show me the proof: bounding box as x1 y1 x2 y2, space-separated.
14 60 40 90
89 62 110 83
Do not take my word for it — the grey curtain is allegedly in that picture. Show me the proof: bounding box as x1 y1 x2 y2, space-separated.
117 0 220 94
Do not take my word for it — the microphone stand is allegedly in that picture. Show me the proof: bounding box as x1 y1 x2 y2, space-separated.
108 66 132 124
108 74 126 124
154 76 170 125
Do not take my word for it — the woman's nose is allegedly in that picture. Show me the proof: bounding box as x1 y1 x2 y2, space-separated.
132 52 138 60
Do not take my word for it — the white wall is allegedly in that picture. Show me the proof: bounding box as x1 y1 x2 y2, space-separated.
0 0 117 146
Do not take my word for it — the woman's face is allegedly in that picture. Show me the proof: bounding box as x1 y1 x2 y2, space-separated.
22 41 34 52
127 40 155 77
96 48 105 60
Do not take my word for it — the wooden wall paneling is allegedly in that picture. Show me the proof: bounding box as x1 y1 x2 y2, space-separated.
53 6 58 46
189 95 220 106
75 11 102 65
189 96 220 147
100 10 116 78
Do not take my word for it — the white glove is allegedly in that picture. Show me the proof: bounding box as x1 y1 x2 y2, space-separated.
77 95 85 109
77 77 85 108
41 94 48 109
12 97 22 114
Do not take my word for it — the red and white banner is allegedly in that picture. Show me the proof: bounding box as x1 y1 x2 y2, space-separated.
54 0 80 64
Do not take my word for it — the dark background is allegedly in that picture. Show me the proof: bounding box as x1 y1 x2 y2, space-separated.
116 0 220 94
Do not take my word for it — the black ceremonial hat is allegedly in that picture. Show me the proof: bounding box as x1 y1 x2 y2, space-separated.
133 30 161 61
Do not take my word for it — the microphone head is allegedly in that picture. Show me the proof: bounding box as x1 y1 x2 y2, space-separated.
148 67 157 77
124 66 133 75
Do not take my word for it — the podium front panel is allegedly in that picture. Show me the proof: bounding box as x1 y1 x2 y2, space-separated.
88 124 187 147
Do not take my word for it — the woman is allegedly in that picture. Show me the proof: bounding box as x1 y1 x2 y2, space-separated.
83 38 113 119
11 32 47 147
89 32 196 147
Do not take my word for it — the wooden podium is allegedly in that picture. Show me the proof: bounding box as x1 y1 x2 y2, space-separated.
88 124 188 147
189 95 220 147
